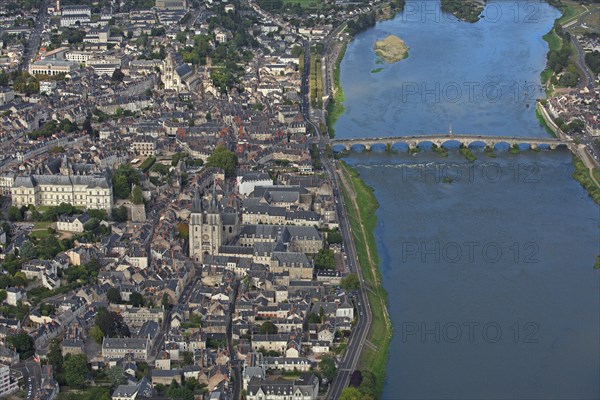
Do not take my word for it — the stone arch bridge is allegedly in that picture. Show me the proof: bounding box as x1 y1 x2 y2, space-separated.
332 134 571 151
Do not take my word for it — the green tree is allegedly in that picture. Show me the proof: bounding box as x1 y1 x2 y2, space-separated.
340 387 363 400
106 288 122 304
84 218 100 232
129 292 145 307
7 206 23 221
107 366 125 387
130 185 144 205
291 45 304 57
90 325 104 344
341 274 360 291
19 240 36 260
0 290 6 302
36 235 62 259
359 370 377 398
95 307 130 338
182 351 193 366
64 354 88 388
111 68 124 83
568 118 585 133
319 355 337 382
112 205 128 222
326 230 343 244
162 293 171 308
7 332 34 359
314 249 336 270
260 320 278 334
206 146 237 177
47 339 63 372
307 313 321 324
112 164 140 199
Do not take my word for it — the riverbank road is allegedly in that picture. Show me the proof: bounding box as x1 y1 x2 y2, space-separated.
325 162 373 400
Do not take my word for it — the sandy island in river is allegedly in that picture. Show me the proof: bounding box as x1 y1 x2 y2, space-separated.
374 34 409 63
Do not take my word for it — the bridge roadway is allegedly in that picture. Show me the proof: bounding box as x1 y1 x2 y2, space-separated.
332 134 571 151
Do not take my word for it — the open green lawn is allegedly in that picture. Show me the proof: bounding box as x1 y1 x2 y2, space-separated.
30 221 54 239
543 29 562 52
571 156 600 205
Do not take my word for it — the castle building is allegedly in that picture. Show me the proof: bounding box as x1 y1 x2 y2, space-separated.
11 173 113 211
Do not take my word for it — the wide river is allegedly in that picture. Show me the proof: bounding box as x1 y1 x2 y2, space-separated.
335 1 600 399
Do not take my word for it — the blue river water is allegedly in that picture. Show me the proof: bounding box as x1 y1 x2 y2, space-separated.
336 1 600 399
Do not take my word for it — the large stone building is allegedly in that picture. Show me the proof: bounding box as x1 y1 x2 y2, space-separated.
189 187 240 261
11 173 113 211
246 374 319 400
102 337 150 361
29 59 78 76
155 0 187 10
162 52 194 92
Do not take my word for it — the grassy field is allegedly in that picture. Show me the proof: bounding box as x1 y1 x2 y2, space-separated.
535 107 556 138
338 161 392 398
30 221 54 239
326 43 347 138
543 29 562 52
571 155 600 205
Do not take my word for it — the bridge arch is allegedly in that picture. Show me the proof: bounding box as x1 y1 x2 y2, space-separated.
350 143 367 152
369 143 387 152
441 140 462 149
391 142 409 152
467 140 487 149
332 144 347 153
493 141 511 152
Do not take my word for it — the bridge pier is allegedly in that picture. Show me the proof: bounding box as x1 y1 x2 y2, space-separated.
531 143 538 150
364 144 371 151
550 144 557 150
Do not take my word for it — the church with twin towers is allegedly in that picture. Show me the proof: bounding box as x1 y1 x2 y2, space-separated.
188 184 240 261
